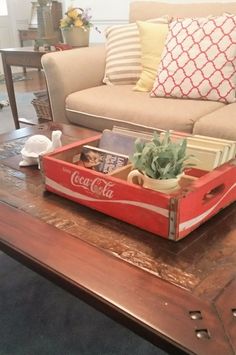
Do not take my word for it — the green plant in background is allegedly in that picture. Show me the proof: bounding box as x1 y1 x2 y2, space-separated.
130 131 191 180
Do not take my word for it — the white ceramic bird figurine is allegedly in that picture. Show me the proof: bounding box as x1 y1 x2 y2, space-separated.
19 130 62 169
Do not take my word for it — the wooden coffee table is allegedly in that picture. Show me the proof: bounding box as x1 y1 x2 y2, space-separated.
0 123 235 355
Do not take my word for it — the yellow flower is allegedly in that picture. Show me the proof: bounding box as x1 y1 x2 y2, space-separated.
60 18 70 28
59 6 96 31
74 18 83 28
67 8 79 20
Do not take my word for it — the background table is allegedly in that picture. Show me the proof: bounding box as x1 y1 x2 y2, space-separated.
0 47 49 129
18 29 38 47
18 30 39 73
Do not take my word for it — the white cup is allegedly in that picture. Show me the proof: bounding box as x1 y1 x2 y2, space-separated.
127 169 181 193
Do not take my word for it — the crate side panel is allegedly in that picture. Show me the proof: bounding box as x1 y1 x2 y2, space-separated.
43 157 171 238
177 163 236 239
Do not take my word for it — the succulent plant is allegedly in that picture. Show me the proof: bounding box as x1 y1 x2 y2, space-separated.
130 131 191 180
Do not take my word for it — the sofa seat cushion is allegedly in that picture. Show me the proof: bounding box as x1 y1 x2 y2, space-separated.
65 85 224 132
193 103 236 140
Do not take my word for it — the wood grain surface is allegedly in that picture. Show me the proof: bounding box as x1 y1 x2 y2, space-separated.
0 123 235 354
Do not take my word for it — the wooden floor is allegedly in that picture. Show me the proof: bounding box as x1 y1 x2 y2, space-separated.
0 69 46 93
0 70 46 134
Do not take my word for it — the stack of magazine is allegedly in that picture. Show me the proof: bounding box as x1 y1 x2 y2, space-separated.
78 126 236 173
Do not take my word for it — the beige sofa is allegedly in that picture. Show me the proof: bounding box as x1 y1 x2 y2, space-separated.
42 1 236 140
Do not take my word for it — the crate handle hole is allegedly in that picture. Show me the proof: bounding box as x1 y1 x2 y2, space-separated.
203 184 225 203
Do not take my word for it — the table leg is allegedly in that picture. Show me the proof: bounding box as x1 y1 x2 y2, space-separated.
19 39 26 74
1 53 20 129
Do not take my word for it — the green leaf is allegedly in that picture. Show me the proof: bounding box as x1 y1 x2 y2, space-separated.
130 130 194 180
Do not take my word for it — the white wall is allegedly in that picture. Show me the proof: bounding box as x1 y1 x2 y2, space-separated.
64 0 131 42
5 0 236 47
3 0 236 48
7 0 33 45
130 0 236 2
4 0 236 46
0 0 35 74
64 0 236 42
0 0 7 16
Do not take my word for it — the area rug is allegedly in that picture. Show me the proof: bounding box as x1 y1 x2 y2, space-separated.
0 100 9 109
0 252 167 355
0 91 35 106
0 73 32 85
0 92 37 134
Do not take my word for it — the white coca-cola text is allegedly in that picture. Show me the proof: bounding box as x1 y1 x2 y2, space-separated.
71 171 114 199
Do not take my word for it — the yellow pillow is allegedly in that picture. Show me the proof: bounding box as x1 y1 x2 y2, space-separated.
134 21 169 92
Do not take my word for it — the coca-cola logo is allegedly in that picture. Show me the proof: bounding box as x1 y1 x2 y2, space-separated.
71 171 115 199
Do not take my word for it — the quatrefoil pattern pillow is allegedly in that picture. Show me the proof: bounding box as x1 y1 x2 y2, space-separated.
151 15 236 103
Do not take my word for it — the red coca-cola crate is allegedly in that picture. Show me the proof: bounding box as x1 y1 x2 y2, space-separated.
42 135 236 241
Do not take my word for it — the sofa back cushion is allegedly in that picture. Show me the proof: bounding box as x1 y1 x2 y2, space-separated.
130 1 236 22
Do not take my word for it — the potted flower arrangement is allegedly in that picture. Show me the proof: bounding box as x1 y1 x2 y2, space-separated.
127 131 192 193
60 6 95 47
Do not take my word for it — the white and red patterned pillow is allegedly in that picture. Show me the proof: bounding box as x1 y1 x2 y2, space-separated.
151 15 236 103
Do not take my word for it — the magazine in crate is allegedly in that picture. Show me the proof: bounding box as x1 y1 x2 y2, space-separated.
79 145 129 174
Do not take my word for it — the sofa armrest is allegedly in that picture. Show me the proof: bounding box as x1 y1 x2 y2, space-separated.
42 45 106 123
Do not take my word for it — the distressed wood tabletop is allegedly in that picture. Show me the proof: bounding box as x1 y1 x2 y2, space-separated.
0 123 235 354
